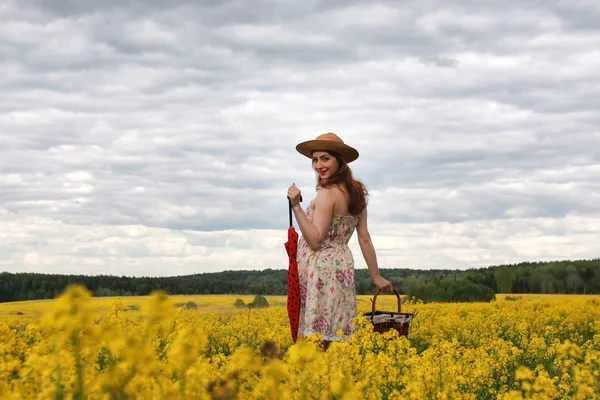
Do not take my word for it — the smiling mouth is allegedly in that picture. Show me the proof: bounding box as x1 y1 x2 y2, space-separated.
319 171 327 175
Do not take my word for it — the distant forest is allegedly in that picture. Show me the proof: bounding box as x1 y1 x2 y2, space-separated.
1 259 599 303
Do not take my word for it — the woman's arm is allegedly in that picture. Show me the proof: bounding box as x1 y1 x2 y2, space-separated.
288 184 334 251
356 206 393 291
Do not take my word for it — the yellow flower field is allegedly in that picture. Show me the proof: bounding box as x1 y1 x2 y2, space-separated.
0 287 599 399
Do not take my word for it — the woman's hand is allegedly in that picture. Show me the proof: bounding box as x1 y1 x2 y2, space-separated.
287 183 302 208
372 275 393 292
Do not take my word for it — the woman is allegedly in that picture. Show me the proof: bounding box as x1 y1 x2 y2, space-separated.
287 132 393 350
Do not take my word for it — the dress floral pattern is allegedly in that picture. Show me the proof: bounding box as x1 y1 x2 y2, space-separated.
296 202 361 341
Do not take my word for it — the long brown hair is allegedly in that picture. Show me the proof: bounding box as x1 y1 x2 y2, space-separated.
315 151 368 216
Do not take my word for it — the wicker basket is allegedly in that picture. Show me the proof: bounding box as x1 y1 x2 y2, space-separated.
362 288 414 337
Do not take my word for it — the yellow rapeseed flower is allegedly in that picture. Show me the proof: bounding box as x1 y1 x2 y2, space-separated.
0 291 599 398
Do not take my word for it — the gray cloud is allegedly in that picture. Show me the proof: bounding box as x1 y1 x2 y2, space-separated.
1 0 599 275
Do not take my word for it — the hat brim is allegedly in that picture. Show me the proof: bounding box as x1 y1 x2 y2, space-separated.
296 140 359 163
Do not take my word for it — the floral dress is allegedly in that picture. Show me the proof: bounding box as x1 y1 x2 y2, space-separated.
296 201 361 341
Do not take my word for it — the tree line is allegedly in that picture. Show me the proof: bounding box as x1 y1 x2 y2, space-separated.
1 258 599 303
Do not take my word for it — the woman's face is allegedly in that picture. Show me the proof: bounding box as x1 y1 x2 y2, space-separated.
312 151 339 179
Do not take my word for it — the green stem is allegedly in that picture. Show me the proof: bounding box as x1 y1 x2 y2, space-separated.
179 368 186 400
53 335 64 400
118 364 137 394
73 334 84 400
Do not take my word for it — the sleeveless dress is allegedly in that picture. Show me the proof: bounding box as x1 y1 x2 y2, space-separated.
296 201 361 341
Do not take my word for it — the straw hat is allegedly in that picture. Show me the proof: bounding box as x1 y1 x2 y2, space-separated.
295 132 359 163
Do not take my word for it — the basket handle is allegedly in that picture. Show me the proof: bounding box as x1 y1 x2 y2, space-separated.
371 288 401 315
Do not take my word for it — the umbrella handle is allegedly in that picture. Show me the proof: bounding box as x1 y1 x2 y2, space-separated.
287 195 302 227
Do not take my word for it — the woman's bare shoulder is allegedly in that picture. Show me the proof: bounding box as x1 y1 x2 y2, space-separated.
315 186 336 201
317 185 346 202
320 185 350 215
319 184 345 194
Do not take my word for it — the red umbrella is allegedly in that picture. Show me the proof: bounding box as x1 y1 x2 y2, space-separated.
284 196 301 342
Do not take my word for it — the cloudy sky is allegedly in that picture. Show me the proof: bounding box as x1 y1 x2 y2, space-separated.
1 0 599 277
